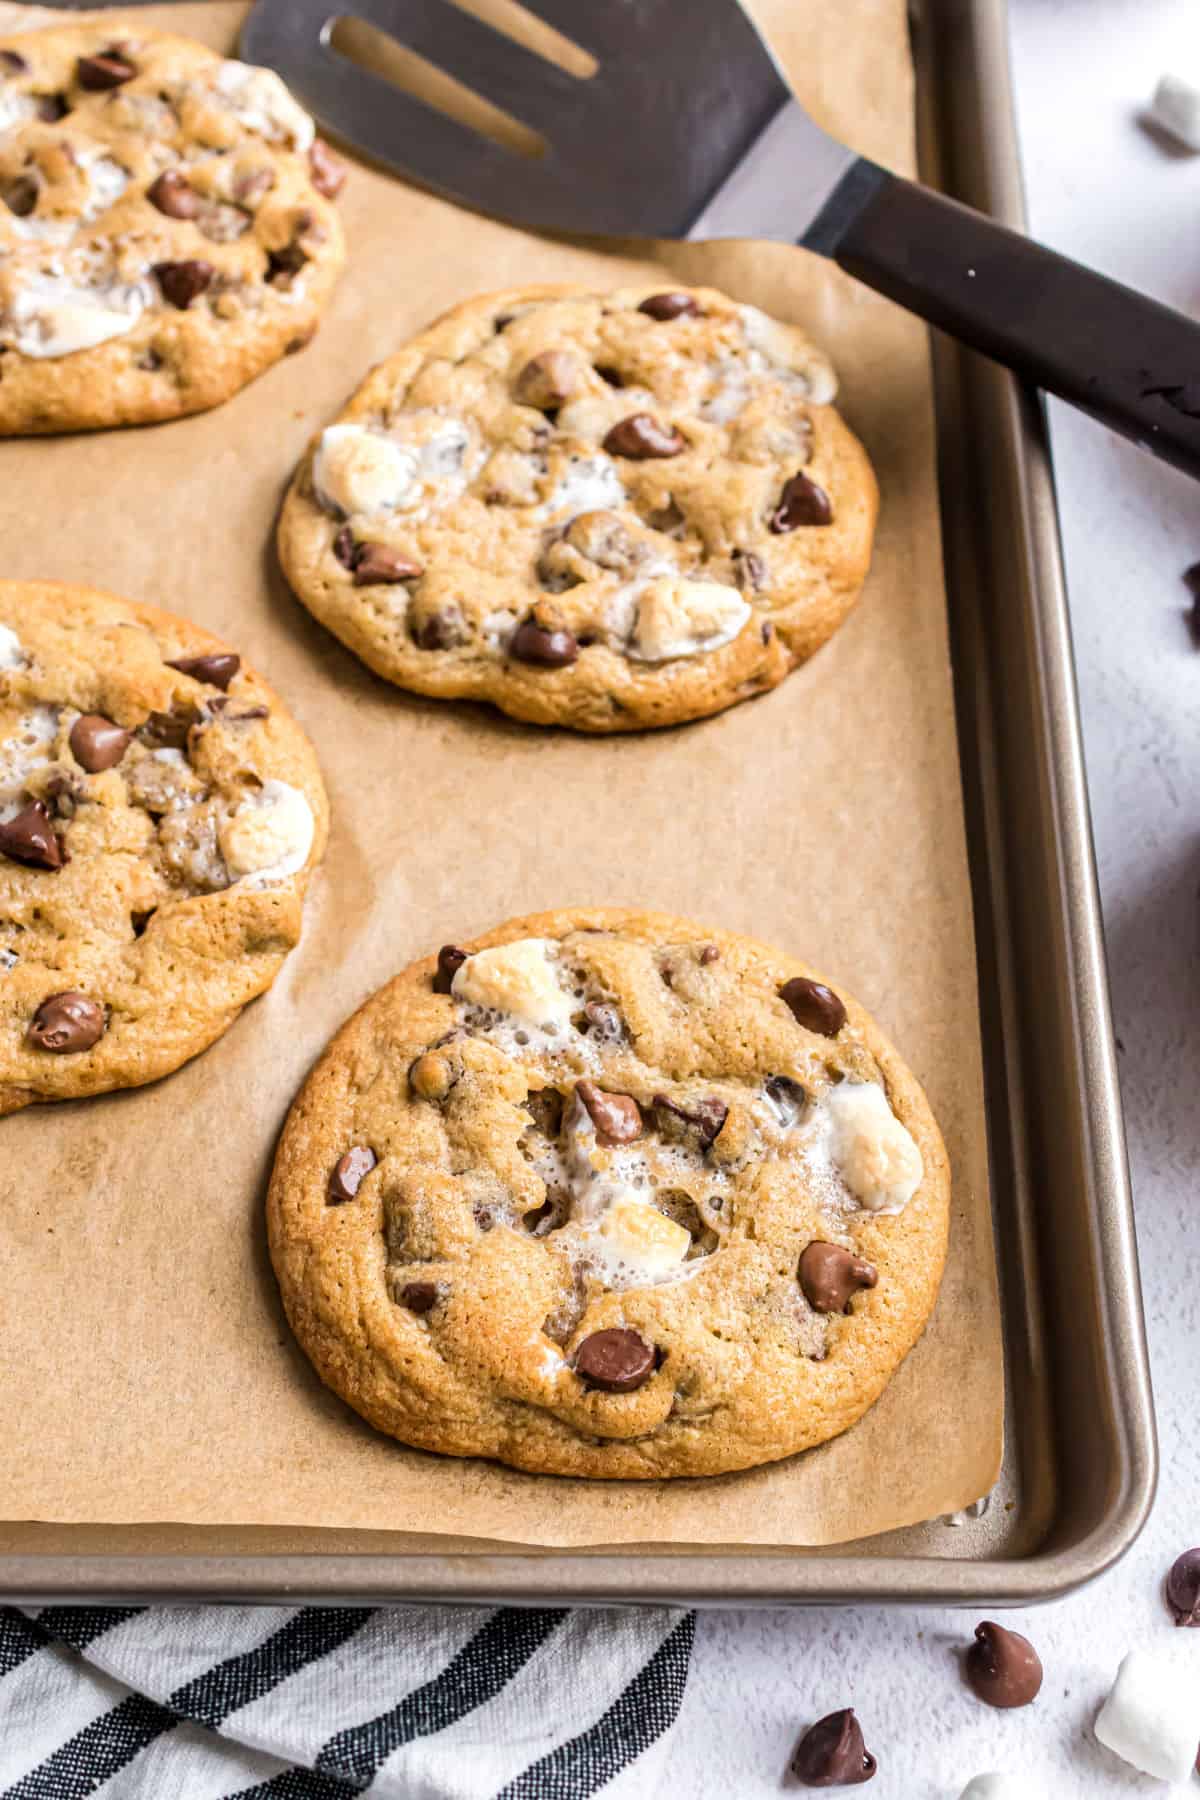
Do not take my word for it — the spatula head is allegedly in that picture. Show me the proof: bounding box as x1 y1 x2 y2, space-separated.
242 0 837 241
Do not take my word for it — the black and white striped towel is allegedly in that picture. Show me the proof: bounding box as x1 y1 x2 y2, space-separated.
0 1603 694 1797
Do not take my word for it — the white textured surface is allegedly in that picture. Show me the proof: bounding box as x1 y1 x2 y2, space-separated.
657 4 1200 1793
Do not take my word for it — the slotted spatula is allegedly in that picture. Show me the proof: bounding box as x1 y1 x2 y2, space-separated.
243 0 1200 479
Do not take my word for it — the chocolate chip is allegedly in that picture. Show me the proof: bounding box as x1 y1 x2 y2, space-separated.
779 976 846 1037
964 1622 1043 1708
28 991 104 1053
638 292 699 321
583 999 621 1039
36 95 68 123
603 413 685 459
432 944 468 994
764 1072 806 1117
734 549 766 592
0 49 28 74
699 944 720 965
234 166 275 208
770 471 833 531
799 1241 878 1314
400 1280 439 1314
791 1710 877 1787
77 51 136 90
333 526 357 569
1166 1549 1200 1625
267 241 308 283
146 168 200 219
575 1327 656 1393
328 1146 377 1203
153 259 214 309
308 136 346 199
595 364 624 387
0 801 65 871
137 707 198 750
69 713 130 773
510 616 579 667
576 1080 642 1143
166 652 240 691
131 908 156 937
514 350 579 411
653 1092 728 1147
413 607 467 651
3 176 38 218
352 543 423 586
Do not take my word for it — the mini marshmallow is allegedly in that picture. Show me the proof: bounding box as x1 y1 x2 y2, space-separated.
214 59 315 150
1094 1647 1200 1782
957 1778 1043 1800
597 1194 691 1278
452 938 573 1034
823 1081 924 1214
219 780 314 884
1150 74 1200 152
312 425 418 518
629 576 750 662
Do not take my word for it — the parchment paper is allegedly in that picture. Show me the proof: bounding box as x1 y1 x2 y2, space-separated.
0 0 1003 1547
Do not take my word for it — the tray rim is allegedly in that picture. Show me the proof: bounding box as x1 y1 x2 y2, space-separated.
0 0 1157 1606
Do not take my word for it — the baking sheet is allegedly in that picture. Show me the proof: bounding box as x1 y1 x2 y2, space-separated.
0 0 1002 1547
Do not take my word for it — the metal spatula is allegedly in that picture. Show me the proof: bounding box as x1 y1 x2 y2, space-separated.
244 0 1200 479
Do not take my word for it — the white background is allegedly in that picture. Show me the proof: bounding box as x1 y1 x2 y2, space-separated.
663 3 1200 1793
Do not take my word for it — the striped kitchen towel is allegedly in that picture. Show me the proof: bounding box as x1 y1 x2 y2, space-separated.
0 1603 694 1798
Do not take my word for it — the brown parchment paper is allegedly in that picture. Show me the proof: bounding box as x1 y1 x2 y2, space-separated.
0 0 1003 1548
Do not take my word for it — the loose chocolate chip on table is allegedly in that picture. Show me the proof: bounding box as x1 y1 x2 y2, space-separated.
653 1092 729 1147
333 526 357 569
69 713 131 773
308 137 346 199
799 1241 878 1314
964 1622 1043 1708
603 413 686 459
575 1327 656 1393
146 168 200 219
514 350 579 411
77 51 136 90
352 544 423 586
791 1709 877 1787
400 1280 439 1314
3 176 38 218
1166 1548 1200 1625
166 652 240 691
576 1079 642 1144
0 801 65 871
432 944 468 994
770 470 833 532
28 991 105 1053
638 291 700 320
779 975 847 1037
153 259 214 309
510 616 579 667
328 1146 377 1204
0 49 28 73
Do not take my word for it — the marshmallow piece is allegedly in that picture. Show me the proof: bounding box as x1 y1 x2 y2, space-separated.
958 1779 1042 1800
739 303 838 404
1150 74 1200 151
214 59 315 150
630 576 751 662
452 938 573 1033
824 1081 923 1214
0 624 23 670
1094 1648 1200 1782
219 780 314 884
4 271 149 358
312 425 418 518
544 453 627 521
598 1194 691 1278
82 152 130 218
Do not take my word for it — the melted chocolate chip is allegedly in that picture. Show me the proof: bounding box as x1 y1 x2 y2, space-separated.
575 1327 656 1393
36 95 68 123
28 991 104 1053
0 801 65 871
146 168 200 219
770 471 833 532
400 1280 439 1314
333 526 357 569
77 51 136 90
510 617 579 667
779 976 846 1037
3 176 38 218
791 1710 877 1787
764 1072 806 1117
69 713 130 773
964 1622 1043 1709
653 1092 728 1147
514 349 579 411
166 652 240 691
138 707 199 750
432 944 468 994
153 259 214 310
352 544 423 586
583 999 621 1039
0 49 28 74
603 413 685 459
413 607 467 650
328 1146 377 1203
638 291 699 320
576 1080 642 1144
267 241 308 283
1167 1549 1200 1625
799 1241 878 1314
734 549 766 592
595 364 624 387
308 137 346 199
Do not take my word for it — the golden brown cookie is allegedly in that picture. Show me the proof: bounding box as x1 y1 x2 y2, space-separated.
0 22 346 433
269 909 948 1479
277 284 878 732
0 580 328 1112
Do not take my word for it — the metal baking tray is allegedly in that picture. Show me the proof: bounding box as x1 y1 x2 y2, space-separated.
0 0 1156 1605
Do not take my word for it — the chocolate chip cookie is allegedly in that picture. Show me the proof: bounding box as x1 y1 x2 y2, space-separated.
0 580 328 1112
269 909 948 1478
276 285 878 732
0 22 346 433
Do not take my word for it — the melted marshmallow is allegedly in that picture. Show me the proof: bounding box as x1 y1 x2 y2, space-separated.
2 269 150 357
219 780 314 884
0 703 58 819
0 623 23 670
628 576 750 662
213 60 315 151
822 1081 923 1214
739 303 838 404
543 455 626 522
452 938 573 1034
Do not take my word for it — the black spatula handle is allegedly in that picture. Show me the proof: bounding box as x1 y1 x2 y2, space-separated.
814 164 1200 480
